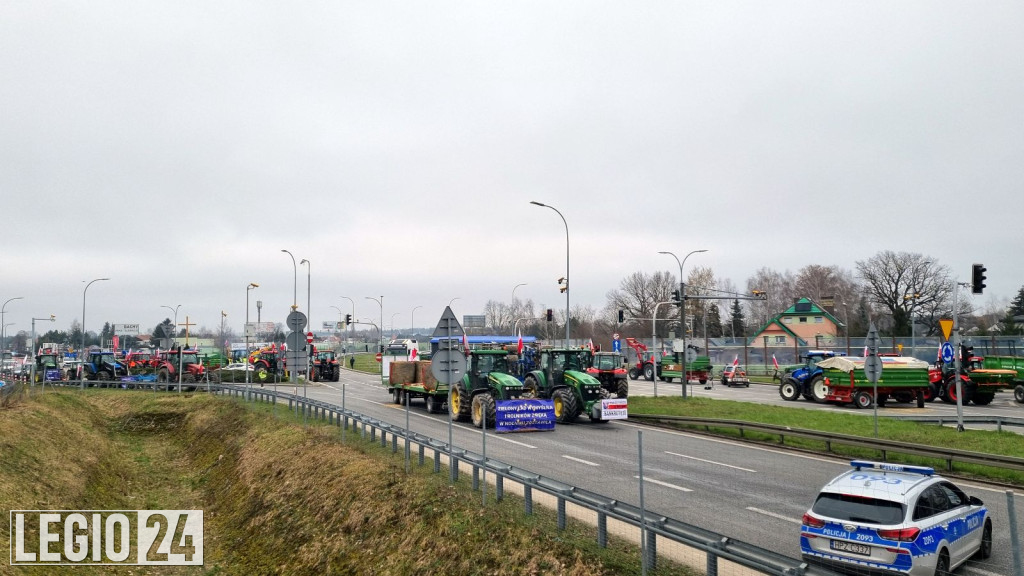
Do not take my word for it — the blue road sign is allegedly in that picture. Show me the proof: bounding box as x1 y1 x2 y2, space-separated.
940 342 954 363
612 339 621 352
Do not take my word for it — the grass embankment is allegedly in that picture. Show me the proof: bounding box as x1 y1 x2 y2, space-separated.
0 391 689 575
348 352 382 375
628 396 1024 486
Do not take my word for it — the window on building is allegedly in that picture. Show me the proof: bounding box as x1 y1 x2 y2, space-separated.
783 317 792 324
799 317 808 323
815 317 823 323
775 336 786 344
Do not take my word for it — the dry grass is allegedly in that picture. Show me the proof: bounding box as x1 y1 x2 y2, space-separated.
0 390 691 576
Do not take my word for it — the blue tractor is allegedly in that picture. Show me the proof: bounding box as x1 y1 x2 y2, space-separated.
778 350 840 403
82 351 126 385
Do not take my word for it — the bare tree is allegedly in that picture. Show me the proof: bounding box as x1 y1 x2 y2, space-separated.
855 251 959 336
745 267 796 328
795 265 860 306
604 270 676 338
687 266 717 342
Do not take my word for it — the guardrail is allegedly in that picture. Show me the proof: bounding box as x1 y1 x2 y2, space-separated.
627 414 1024 474
20 379 846 575
889 414 1024 433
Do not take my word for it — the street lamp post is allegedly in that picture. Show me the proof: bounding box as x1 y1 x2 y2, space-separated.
81 278 110 387
341 296 355 356
659 249 707 398
390 312 401 335
511 283 526 334
30 314 55 389
530 201 570 347
1 296 24 351
281 250 298 310
301 258 312 381
411 306 422 336
161 305 181 348
904 293 921 359
366 296 383 353
246 283 259 397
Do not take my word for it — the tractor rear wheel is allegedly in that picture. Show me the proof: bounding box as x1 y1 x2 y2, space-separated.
628 367 639 380
946 380 973 404
553 388 579 424
1015 385 1024 404
450 382 472 422
392 387 401 404
616 379 628 398
425 394 443 414
471 392 496 428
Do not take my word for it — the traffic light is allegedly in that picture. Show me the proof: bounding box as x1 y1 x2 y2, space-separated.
671 289 680 302
617 310 624 323
546 309 553 321
971 264 987 295
345 314 352 324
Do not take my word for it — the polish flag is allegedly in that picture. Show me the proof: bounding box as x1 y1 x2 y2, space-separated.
732 355 739 368
863 345 869 358
588 338 596 352
517 332 524 355
462 332 469 354
772 354 779 370
410 348 418 361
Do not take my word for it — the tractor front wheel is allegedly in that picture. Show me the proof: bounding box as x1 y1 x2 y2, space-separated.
522 375 540 399
643 363 655 381
553 388 579 424
779 380 800 401
471 392 497 428
628 367 639 380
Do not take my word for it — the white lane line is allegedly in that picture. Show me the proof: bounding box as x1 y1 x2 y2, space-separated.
634 476 693 492
665 451 757 473
963 566 1007 576
563 455 600 467
746 507 801 525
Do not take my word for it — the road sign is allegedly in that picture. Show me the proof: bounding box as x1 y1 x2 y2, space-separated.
114 323 140 336
306 331 314 344
286 310 307 332
941 342 954 363
375 352 382 363
244 322 257 338
939 318 954 341
864 354 883 383
612 339 621 352
431 306 465 338
430 348 467 384
612 333 620 340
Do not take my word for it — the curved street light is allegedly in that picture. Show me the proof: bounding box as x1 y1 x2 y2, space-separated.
659 249 707 398
411 305 422 335
365 296 383 353
531 201 570 347
1 296 24 350
300 258 311 329
81 278 110 386
281 249 297 310
161 304 181 346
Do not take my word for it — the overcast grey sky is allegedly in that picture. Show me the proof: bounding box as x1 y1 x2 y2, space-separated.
2 1 1021 338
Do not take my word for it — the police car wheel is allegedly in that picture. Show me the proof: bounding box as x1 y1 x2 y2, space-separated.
935 549 951 576
975 519 992 560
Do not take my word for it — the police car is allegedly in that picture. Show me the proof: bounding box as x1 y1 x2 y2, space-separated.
801 461 991 576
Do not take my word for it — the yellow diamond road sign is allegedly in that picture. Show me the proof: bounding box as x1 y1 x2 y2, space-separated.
939 318 954 341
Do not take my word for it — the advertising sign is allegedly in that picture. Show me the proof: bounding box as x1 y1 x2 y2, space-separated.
114 324 140 336
495 399 555 432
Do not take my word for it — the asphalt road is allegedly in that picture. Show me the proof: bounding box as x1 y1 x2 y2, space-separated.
282 370 1023 576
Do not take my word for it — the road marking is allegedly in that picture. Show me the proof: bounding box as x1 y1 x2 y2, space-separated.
963 566 1006 576
665 451 757 472
746 507 801 525
563 455 600 467
634 476 692 492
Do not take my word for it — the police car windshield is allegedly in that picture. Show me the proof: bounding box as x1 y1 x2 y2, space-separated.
811 493 905 525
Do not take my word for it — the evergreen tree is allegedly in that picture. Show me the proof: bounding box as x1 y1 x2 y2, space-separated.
729 299 746 338
1000 285 1024 335
706 304 724 338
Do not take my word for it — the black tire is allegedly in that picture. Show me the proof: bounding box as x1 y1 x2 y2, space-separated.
425 394 442 414
333 368 340 382
972 393 994 406
1015 384 1024 404
553 387 579 424
699 378 707 385
471 392 496 428
523 375 540 399
925 383 939 402
917 390 925 408
721 376 729 387
935 549 951 576
809 375 827 403
643 363 654 381
628 367 639 380
450 382 471 422
779 381 800 401
946 380 973 404
854 391 873 409
392 387 401 404
975 520 992 559
616 379 628 398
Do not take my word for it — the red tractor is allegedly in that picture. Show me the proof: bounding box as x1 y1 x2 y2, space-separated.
311 348 340 382
586 351 629 397
250 345 286 384
154 348 214 389
624 337 657 381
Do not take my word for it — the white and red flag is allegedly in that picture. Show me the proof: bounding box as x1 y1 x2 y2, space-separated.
462 332 469 354
772 353 779 370
517 332 524 355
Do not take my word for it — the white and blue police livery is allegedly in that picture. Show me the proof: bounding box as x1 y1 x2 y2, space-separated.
801 460 991 576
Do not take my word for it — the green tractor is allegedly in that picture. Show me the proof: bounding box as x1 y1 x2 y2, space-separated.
450 349 526 428
522 348 610 424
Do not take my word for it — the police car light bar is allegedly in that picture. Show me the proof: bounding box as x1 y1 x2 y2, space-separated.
850 460 935 476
